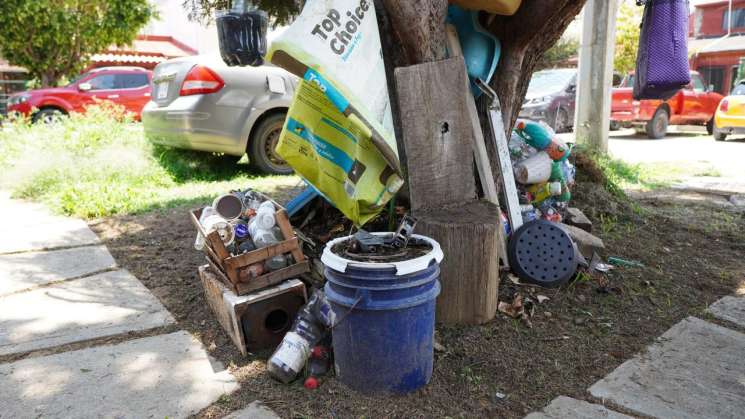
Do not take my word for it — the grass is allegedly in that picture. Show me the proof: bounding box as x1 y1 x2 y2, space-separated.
0 104 300 218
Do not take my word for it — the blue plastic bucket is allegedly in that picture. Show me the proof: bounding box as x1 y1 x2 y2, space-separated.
321 233 443 394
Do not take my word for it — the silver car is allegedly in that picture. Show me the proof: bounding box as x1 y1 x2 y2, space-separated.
142 55 296 175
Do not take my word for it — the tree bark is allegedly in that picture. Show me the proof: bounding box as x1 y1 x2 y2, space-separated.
379 0 450 65
483 0 588 136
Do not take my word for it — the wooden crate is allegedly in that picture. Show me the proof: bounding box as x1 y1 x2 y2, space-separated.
190 195 310 295
198 265 307 356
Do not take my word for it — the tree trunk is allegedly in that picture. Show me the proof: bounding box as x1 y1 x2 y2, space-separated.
40 72 56 88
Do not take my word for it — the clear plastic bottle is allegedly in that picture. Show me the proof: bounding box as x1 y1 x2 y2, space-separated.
251 226 287 271
251 201 276 231
194 207 218 250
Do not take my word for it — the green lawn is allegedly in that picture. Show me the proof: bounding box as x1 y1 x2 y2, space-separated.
0 105 300 218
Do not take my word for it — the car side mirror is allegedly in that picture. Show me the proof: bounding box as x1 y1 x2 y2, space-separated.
566 84 576 93
708 84 715 93
78 82 92 92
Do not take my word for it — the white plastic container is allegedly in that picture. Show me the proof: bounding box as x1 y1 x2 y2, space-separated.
514 151 552 184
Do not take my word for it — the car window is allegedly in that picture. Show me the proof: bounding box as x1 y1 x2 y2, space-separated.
116 73 149 89
527 69 576 95
692 75 706 92
731 83 745 96
87 74 117 90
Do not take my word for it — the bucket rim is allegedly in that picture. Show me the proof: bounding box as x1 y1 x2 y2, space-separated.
321 233 444 276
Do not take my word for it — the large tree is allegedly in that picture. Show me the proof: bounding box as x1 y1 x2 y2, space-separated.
0 0 155 87
187 0 587 185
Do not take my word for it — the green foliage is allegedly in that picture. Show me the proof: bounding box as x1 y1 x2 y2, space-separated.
537 37 579 70
614 0 643 75
183 0 301 25
0 104 299 218
0 0 156 87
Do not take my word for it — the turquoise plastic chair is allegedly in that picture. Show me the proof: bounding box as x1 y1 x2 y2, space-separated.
447 5 501 98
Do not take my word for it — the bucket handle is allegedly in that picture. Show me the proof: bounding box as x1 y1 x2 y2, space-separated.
329 294 363 330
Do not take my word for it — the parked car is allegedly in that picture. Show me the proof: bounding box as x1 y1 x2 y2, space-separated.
7 67 152 122
519 68 577 133
610 71 723 139
142 55 296 175
712 80 745 142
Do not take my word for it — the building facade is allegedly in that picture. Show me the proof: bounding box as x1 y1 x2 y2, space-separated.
689 0 745 94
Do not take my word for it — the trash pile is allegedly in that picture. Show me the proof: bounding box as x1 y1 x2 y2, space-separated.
509 119 576 225
194 190 290 276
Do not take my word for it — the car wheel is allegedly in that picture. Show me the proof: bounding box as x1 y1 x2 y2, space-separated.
645 107 669 139
713 126 727 142
32 108 64 124
248 113 292 175
610 120 621 131
706 117 715 135
553 107 569 133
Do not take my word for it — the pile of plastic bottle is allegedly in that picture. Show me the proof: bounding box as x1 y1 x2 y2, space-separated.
507 120 576 228
194 189 289 277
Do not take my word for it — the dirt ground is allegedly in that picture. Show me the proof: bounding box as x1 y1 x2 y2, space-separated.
89 179 745 418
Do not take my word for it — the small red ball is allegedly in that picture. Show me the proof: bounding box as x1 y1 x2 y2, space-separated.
304 377 319 390
311 346 325 358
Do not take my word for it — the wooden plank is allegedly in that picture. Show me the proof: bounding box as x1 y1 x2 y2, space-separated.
206 256 237 293
225 238 300 270
445 24 509 270
234 260 310 295
444 24 500 205
275 209 306 263
394 57 477 212
198 265 247 356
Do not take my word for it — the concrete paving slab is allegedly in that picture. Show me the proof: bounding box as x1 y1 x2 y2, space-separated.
708 296 745 328
0 218 100 254
0 270 174 356
589 317 745 419
0 245 116 296
224 401 281 419
524 396 632 419
0 193 100 254
0 331 238 419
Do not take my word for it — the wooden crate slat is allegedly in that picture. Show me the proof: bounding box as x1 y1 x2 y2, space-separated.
225 238 300 270
276 209 306 263
206 256 238 293
235 260 310 294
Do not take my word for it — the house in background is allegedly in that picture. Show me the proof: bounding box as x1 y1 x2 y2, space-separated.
88 34 198 70
88 0 216 70
689 0 745 94
0 58 28 114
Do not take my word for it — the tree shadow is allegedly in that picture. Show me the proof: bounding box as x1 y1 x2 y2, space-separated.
150 145 262 184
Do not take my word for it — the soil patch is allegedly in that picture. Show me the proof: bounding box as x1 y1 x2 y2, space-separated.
89 184 745 418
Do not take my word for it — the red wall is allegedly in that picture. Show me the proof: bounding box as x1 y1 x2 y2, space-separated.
695 0 745 38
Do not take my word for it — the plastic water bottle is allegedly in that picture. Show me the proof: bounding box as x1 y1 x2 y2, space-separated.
251 227 287 271
250 201 276 232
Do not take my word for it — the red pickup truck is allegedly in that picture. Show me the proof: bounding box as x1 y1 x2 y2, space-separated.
610 71 723 139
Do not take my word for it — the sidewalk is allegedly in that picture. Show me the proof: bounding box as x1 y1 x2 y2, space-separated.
525 294 745 418
0 193 246 418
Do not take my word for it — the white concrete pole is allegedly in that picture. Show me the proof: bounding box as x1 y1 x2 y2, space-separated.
574 0 620 153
